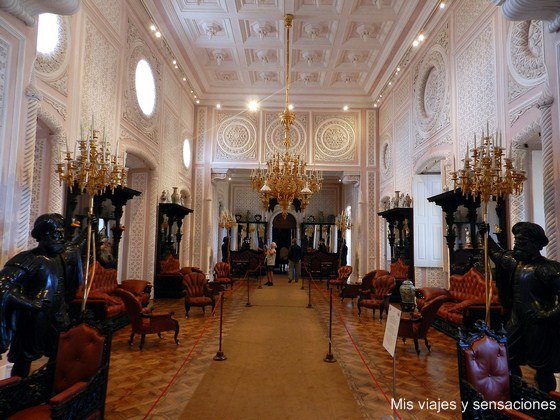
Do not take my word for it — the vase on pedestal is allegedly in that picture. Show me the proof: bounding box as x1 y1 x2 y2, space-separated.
399 279 416 312
171 187 180 204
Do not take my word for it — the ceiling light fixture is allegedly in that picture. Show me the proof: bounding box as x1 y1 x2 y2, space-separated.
251 14 322 217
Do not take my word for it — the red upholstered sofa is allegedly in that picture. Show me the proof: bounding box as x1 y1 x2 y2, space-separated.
73 261 152 330
154 255 203 298
416 267 503 337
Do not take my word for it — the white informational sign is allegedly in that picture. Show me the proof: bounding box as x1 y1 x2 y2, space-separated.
383 304 402 358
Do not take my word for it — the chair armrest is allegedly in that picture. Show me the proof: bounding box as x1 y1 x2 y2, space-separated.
146 311 175 318
416 287 451 301
49 381 88 406
121 280 152 295
0 376 22 388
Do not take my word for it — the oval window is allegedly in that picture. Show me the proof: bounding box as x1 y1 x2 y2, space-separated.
183 139 192 169
135 59 156 116
37 14 61 54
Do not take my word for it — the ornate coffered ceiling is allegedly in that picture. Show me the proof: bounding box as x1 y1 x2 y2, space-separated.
147 0 438 109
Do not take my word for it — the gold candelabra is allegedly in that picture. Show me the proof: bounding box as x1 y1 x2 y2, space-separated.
250 14 322 217
450 126 526 324
57 123 127 312
335 210 352 233
218 210 235 263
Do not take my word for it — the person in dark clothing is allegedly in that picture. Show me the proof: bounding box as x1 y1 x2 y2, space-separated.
339 239 348 267
0 213 87 377
484 221 560 392
221 236 229 262
318 239 327 253
287 238 302 283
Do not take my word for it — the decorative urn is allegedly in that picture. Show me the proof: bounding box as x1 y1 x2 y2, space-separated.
399 279 416 312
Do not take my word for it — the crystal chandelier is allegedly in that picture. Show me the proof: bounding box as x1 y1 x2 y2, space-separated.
250 14 322 217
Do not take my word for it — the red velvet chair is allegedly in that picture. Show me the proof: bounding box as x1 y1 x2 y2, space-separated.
0 322 110 419
182 271 215 318
213 262 233 289
114 288 179 350
458 321 559 419
119 279 152 307
398 295 447 355
357 274 395 319
327 265 352 291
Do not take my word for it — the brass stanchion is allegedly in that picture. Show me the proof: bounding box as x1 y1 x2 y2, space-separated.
245 272 252 307
324 288 336 362
214 292 226 361
307 273 312 308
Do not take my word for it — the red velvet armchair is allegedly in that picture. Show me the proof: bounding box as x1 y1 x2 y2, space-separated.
182 271 215 318
398 295 447 355
213 262 233 289
357 274 395 319
119 279 152 307
0 322 110 419
114 288 179 349
458 321 559 419
328 265 353 291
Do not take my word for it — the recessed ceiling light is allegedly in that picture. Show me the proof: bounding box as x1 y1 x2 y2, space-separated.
373 104 378 108
412 40 419 47
172 60 177 65
439 2 446 9
288 104 294 110
150 25 156 32
182 77 186 81
155 31 162 38
248 100 259 112
196 99 200 104
216 103 221 109
343 105 349 111
418 34 425 42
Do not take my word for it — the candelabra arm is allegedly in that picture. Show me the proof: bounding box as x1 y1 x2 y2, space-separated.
81 194 96 313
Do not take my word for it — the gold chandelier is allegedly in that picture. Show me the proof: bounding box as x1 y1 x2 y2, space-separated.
250 14 322 216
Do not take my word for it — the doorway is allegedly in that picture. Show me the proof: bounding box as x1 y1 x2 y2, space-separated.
272 213 296 272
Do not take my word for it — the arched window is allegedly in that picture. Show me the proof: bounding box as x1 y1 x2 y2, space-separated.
183 138 192 169
37 14 61 54
135 59 156 116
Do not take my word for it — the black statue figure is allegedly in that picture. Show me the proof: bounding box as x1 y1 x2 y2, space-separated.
221 236 229 263
0 213 87 377
483 221 560 392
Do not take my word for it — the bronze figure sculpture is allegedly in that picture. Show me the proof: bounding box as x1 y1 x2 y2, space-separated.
0 213 87 377
484 221 560 392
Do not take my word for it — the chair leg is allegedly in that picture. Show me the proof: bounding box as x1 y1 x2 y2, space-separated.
424 337 431 352
379 305 383 320
358 304 361 317
140 334 146 350
157 332 163 339
174 321 180 345
413 339 420 356
184 300 190 318
128 332 135 346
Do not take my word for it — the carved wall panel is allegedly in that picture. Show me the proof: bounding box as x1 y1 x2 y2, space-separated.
34 15 69 96
394 111 412 193
305 186 338 219
507 20 545 102
454 0 490 41
0 38 9 137
164 66 181 112
215 112 257 161
28 138 45 248
90 0 122 35
379 95 393 133
380 132 392 182
161 108 180 189
367 110 376 167
232 185 262 215
122 19 161 143
394 73 411 113
413 28 450 148
196 107 206 164
313 114 356 162
127 171 148 279
264 111 307 161
367 171 377 271
456 23 496 161
193 167 204 267
81 18 119 143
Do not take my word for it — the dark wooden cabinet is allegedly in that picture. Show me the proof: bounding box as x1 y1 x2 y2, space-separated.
154 203 193 298
301 222 338 253
233 215 267 251
378 207 414 281
65 185 141 268
427 188 507 274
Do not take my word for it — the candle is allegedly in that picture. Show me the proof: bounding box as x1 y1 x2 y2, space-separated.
453 155 456 172
508 142 512 159
486 120 489 138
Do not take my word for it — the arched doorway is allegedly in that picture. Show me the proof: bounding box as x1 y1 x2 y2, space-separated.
272 213 296 272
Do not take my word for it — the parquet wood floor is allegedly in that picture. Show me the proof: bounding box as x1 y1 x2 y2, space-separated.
104 276 538 419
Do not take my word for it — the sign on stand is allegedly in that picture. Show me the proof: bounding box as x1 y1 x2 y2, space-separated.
383 304 402 357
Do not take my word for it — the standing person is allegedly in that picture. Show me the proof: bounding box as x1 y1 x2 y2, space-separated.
221 236 229 263
0 213 87 377
339 239 348 267
287 238 302 283
483 221 560 392
264 242 277 286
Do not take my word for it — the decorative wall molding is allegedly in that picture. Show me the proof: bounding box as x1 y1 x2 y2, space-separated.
394 111 412 193
90 0 122 35
215 112 257 161
128 171 148 279
42 94 67 120
380 133 392 181
367 171 376 271
508 97 538 126
454 0 490 42
122 19 161 143
366 110 376 167
196 107 206 164
0 0 80 26
313 114 357 162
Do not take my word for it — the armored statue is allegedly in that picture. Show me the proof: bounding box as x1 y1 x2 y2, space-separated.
484 221 560 392
0 213 87 377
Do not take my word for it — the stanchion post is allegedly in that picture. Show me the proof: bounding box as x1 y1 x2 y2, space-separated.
324 288 336 363
245 272 252 307
307 273 312 308
213 292 227 361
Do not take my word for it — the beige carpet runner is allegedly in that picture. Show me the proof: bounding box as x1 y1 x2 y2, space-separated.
181 276 364 420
